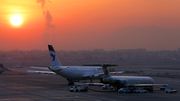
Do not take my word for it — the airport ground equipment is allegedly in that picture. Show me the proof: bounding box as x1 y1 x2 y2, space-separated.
133 89 147 93
68 82 88 92
165 88 177 93
102 85 114 90
118 88 132 93
118 87 148 93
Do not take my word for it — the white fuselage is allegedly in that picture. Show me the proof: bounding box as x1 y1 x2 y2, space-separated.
50 66 104 81
103 76 155 86
49 66 155 86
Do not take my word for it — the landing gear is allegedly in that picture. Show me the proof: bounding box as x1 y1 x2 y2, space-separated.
144 87 153 93
68 82 74 85
100 78 104 83
114 81 122 91
90 79 93 83
67 79 74 85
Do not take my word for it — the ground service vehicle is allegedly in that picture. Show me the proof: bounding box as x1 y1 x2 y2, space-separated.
118 88 132 93
102 85 114 90
165 88 177 93
68 82 88 92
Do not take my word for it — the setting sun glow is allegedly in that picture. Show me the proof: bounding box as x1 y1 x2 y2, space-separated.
1 0 180 51
10 14 22 26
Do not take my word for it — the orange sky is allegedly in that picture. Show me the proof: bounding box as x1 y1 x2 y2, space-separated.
0 0 180 51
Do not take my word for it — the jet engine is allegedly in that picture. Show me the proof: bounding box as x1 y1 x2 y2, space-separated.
113 79 128 90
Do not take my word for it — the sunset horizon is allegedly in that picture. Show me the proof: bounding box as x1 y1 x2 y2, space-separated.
1 0 180 51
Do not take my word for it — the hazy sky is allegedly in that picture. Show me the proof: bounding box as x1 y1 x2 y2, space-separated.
0 0 180 51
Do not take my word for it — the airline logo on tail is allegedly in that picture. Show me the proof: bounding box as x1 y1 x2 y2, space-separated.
104 69 108 75
51 54 55 61
48 45 63 66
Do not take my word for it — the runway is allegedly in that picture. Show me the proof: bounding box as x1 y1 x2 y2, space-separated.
0 68 180 101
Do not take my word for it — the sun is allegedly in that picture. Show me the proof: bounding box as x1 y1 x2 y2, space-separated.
11 14 22 26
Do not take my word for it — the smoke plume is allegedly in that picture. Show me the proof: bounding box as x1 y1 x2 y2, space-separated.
36 0 57 49
36 0 51 7
44 10 56 30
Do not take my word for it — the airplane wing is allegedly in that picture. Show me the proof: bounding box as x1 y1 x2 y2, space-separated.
29 66 50 70
110 71 123 75
86 83 105 86
82 71 123 78
27 70 56 74
93 71 123 77
27 66 55 75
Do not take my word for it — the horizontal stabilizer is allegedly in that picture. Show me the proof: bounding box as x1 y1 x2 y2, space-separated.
27 70 56 75
84 64 118 78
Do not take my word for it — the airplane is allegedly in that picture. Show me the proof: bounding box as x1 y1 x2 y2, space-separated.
27 45 122 85
84 64 167 90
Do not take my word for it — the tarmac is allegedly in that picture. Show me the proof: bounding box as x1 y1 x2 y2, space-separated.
0 67 180 101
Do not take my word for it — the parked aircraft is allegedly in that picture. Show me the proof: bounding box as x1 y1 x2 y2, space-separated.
27 45 122 85
84 64 167 90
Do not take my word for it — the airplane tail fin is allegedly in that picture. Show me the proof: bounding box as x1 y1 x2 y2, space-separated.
48 45 63 66
102 64 111 78
83 64 118 78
